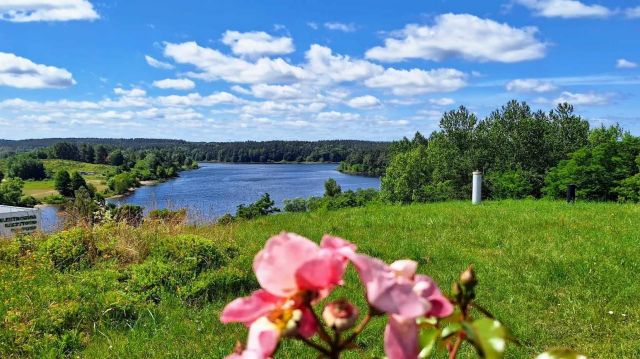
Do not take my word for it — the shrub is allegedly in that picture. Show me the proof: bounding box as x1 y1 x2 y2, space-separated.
43 228 92 271
152 234 232 272
217 213 235 225
113 205 144 226
147 208 187 224
324 178 342 197
6 156 47 180
283 197 308 212
420 180 458 202
107 172 138 195
235 193 280 220
614 173 640 203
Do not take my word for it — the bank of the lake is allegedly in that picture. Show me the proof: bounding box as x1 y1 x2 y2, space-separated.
108 162 380 223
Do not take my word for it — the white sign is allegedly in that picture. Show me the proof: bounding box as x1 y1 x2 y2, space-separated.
0 206 42 237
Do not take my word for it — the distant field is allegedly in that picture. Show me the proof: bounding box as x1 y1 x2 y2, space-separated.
1 200 638 358
3 159 115 199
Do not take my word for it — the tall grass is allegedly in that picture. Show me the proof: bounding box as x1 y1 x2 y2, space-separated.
1 200 638 358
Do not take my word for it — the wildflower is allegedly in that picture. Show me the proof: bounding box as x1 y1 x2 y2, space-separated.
346 254 453 359
221 232 355 358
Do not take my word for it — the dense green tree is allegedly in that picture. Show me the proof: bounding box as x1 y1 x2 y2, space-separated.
324 178 342 197
108 150 125 166
235 193 280 220
6 156 46 180
0 169 4 183
81 144 95 163
381 144 431 203
52 142 81 160
0 178 25 206
95 145 109 164
54 170 73 197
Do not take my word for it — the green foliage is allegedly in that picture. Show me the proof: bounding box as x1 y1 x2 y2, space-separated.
614 173 640 202
52 142 81 161
235 193 280 220
0 169 4 182
543 130 640 201
107 172 138 195
6 155 47 180
43 228 92 271
486 169 534 200
0 177 35 206
324 178 342 197
283 197 308 212
54 170 73 197
108 150 125 166
147 208 187 223
113 204 144 226
381 144 431 203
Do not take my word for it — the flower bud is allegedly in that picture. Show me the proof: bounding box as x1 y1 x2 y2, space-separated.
322 299 358 332
460 266 477 287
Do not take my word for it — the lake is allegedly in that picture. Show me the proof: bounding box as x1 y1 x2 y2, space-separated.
103 163 380 223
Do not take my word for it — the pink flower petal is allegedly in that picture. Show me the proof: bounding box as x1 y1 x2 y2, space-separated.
347 253 429 318
390 260 418 279
295 250 345 292
253 232 319 297
221 290 282 325
246 317 280 358
320 235 357 254
297 306 319 338
384 315 419 359
414 275 454 318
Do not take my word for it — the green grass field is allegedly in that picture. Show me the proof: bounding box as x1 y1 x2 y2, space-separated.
1 160 115 199
1 200 638 358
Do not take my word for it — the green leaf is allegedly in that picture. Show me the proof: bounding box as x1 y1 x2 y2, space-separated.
441 322 462 340
418 327 439 358
535 349 588 359
469 318 508 359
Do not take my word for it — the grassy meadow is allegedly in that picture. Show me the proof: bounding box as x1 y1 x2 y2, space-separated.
1 200 638 358
1 159 115 199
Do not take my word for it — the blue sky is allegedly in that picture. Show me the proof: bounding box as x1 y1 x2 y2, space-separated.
0 0 639 141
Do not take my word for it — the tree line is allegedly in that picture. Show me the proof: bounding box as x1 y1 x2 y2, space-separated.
381 100 640 203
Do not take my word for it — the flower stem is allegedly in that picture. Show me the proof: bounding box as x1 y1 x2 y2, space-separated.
338 307 373 350
296 335 331 356
448 335 463 359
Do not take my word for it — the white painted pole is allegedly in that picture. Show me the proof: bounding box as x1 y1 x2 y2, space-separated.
472 170 482 205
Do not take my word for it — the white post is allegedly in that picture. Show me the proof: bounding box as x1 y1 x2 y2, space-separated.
472 170 482 205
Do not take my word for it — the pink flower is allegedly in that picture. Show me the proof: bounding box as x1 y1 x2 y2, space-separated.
221 232 356 358
347 254 453 359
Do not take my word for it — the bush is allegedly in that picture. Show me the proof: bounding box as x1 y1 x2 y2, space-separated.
235 193 280 220
43 228 92 271
6 156 47 180
324 178 342 197
152 234 232 272
113 205 144 226
614 173 640 203
107 172 139 195
283 198 308 212
420 180 458 202
217 213 235 225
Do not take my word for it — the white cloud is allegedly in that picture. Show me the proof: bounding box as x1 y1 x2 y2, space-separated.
0 52 75 89
0 0 99 22
616 59 637 69
145 55 174 70
155 92 241 107
626 7 640 18
316 111 360 122
324 22 356 32
230 85 252 95
305 44 383 83
164 41 307 84
505 79 556 93
152 78 196 90
429 98 455 106
554 91 612 105
250 84 302 99
365 68 467 95
221 31 294 57
347 95 381 108
307 22 319 30
365 14 546 63
515 0 612 18
114 87 146 97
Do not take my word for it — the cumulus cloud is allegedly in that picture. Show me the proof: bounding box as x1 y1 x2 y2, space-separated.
316 111 360 122
365 14 546 63
616 59 637 69
365 68 467 95
515 0 611 18
305 44 383 83
429 98 455 106
0 52 75 89
114 87 146 97
0 0 99 22
324 22 356 32
347 95 381 108
164 41 307 84
250 84 303 100
152 78 195 90
506 79 556 93
221 31 294 57
554 91 612 105
145 55 174 70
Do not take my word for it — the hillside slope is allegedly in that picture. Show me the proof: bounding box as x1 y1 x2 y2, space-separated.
1 200 638 358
